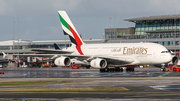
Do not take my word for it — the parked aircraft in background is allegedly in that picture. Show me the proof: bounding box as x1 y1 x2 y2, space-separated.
2 11 178 72
54 43 61 50
31 43 72 54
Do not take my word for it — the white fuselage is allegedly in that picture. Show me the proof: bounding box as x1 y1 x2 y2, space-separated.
64 43 172 66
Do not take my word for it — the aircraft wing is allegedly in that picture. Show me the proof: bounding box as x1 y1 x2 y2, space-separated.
62 55 135 66
5 53 135 66
4 53 90 60
31 48 73 54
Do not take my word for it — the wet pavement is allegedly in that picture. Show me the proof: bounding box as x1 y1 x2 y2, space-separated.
1 67 180 100
0 67 172 78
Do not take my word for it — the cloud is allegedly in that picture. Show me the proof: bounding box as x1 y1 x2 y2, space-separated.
0 0 7 15
1 0 179 17
150 0 180 15
52 0 83 12
0 0 84 16
0 0 180 41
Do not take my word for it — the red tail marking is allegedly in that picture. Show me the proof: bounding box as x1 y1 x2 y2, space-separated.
76 45 84 55
68 24 84 55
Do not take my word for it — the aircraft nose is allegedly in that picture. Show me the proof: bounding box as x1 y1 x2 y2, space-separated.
161 53 172 63
167 53 173 62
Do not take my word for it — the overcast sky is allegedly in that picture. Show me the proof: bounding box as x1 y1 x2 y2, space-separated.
0 0 180 41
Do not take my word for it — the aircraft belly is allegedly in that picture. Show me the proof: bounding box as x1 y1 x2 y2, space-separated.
136 55 153 64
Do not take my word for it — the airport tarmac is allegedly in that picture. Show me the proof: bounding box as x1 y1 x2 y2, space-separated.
1 67 180 100
0 67 172 78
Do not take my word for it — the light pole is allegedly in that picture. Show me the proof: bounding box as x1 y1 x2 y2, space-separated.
13 18 15 55
17 18 20 67
109 13 112 43
114 13 116 42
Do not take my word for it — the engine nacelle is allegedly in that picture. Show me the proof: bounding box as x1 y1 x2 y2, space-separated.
172 55 179 65
90 58 107 68
54 57 71 66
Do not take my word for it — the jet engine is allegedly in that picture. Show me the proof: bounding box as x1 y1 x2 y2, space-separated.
90 58 107 68
54 56 71 66
171 55 179 65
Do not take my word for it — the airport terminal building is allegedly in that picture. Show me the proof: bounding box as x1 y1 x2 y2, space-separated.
0 39 105 54
105 15 180 51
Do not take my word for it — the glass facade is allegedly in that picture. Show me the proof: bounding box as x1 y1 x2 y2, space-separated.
105 17 180 41
121 32 180 40
135 19 180 35
105 32 117 39
105 28 135 39
157 41 179 46
104 16 180 52
0 46 22 50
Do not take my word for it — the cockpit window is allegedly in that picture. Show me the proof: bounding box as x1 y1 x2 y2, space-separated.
161 51 169 53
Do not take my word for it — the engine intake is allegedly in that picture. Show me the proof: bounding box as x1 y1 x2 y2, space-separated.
54 56 71 66
90 58 107 68
172 56 179 65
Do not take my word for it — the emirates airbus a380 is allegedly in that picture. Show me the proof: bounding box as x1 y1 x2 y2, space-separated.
3 11 177 72
53 11 176 72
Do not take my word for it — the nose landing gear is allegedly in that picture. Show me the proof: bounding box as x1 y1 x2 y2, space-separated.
160 63 166 72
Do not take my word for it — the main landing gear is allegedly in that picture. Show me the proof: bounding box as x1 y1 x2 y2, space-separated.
99 67 135 72
126 67 135 72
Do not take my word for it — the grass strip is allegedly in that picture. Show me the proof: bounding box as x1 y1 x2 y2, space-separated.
0 81 72 86
0 87 130 91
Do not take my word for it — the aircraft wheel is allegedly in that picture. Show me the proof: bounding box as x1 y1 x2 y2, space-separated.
126 68 129 72
86 65 90 69
109 68 112 72
115 67 120 72
120 68 123 72
100 68 109 72
100 68 105 72
127 67 132 72
132 67 135 71
129 68 132 72
112 68 115 72
110 68 114 72
105 68 109 72
126 67 134 72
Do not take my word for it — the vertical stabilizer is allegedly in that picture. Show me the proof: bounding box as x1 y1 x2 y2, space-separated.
54 43 61 50
58 11 84 55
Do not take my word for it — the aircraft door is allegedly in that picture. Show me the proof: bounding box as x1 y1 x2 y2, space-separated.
153 52 156 58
